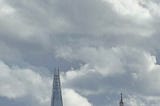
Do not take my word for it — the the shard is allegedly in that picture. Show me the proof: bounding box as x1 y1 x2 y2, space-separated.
51 69 63 106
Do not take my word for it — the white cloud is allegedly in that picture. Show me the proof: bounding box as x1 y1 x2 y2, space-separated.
126 95 145 106
0 60 92 106
0 60 51 105
0 0 15 16
142 0 160 18
105 0 151 20
60 46 160 105
63 89 92 106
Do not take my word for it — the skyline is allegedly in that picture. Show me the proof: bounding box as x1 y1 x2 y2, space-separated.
51 68 125 106
1 0 160 106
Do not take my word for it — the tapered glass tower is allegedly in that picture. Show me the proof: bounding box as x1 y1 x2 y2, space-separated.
51 69 63 106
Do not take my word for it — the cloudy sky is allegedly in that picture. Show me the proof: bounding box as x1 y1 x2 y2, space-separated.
1 0 160 106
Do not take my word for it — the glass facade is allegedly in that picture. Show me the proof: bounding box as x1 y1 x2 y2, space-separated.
51 70 63 106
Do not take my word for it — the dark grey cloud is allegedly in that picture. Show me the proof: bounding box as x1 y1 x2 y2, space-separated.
1 0 160 106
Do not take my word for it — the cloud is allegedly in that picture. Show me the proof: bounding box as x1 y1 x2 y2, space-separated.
105 0 151 20
1 0 160 106
0 0 15 16
61 47 160 105
0 61 51 105
0 60 92 106
63 89 92 106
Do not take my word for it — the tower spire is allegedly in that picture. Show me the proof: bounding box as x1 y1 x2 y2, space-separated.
51 68 63 106
119 93 124 106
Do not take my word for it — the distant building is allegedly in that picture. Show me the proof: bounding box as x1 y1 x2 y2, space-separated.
50 68 125 106
119 93 124 106
51 69 63 106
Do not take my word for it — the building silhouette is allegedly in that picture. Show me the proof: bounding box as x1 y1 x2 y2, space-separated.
119 93 124 106
51 69 63 106
50 68 125 106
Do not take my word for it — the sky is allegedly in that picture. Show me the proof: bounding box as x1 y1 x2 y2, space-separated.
1 0 160 106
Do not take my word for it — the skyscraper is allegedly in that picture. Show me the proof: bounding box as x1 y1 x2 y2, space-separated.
51 69 63 106
119 93 124 106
